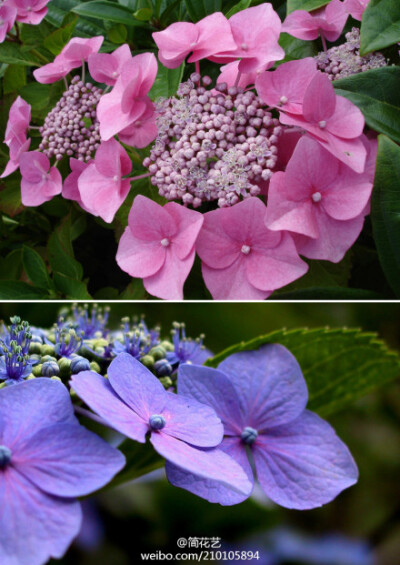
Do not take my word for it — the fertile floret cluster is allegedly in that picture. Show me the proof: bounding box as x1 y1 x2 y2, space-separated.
38 75 102 161
315 27 387 80
143 74 281 208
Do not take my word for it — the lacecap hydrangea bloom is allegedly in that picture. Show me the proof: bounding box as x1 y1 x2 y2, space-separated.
2 1 381 300
0 378 124 565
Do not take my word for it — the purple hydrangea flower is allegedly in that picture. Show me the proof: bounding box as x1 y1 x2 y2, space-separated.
166 344 358 508
0 378 125 565
166 322 212 368
0 318 35 385
70 352 252 496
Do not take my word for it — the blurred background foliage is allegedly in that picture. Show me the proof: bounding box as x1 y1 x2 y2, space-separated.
0 301 399 564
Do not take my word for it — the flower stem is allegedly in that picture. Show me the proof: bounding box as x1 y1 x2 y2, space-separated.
126 172 152 182
321 34 328 52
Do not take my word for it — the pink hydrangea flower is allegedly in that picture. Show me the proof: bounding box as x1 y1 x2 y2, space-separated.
88 43 132 86
216 60 267 89
210 4 285 74
117 99 158 149
152 12 237 69
97 53 157 140
265 136 376 262
1 96 31 178
344 0 370 21
11 0 50 25
116 195 203 300
282 0 348 43
196 197 308 300
256 58 318 114
279 71 366 173
77 138 132 223
62 158 91 211
20 151 62 207
33 36 104 84
0 2 17 43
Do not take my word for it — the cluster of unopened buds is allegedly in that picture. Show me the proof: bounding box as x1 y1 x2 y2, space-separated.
2 0 382 299
0 306 210 388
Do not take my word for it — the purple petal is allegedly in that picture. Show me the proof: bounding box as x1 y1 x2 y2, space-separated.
0 378 75 447
177 364 243 435
165 436 254 505
217 344 308 430
0 467 82 565
150 433 253 496
107 352 166 419
162 391 223 447
70 370 148 442
14 423 125 498
253 410 359 510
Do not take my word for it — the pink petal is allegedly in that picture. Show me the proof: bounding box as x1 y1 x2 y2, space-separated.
33 60 76 84
153 22 198 68
62 158 89 204
282 10 321 40
256 58 317 114
94 138 131 178
303 72 336 122
143 247 195 300
295 211 365 262
19 150 49 183
128 194 177 242
326 95 365 138
165 202 204 260
118 114 158 148
189 12 238 64
196 208 240 269
88 44 131 86
70 370 148 442
246 232 308 291
116 226 166 278
201 258 272 300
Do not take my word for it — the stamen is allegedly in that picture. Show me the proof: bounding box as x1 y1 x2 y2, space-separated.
149 414 166 431
241 427 258 445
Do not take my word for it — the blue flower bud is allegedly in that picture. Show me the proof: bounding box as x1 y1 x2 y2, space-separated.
41 361 60 377
154 358 173 377
70 355 91 374
241 426 258 445
0 446 12 468
149 414 166 431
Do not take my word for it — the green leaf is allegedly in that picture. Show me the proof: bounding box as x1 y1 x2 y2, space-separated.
0 249 23 281
46 1 107 37
120 279 147 299
225 0 251 18
149 62 184 100
22 246 51 290
106 439 164 490
0 181 23 217
334 67 400 145
3 65 26 94
184 0 222 22
371 135 400 297
134 7 153 20
43 17 77 55
205 328 400 416
287 0 329 14
360 0 400 55
107 23 128 43
0 281 49 299
73 1 153 27
48 216 84 280
0 43 42 67
278 33 317 65
53 273 92 299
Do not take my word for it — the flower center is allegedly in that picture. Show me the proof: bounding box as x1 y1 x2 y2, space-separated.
318 120 327 129
241 245 251 255
39 75 102 163
279 95 288 104
160 238 170 247
149 414 166 431
241 427 258 445
241 43 248 51
0 446 12 468
312 191 322 202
